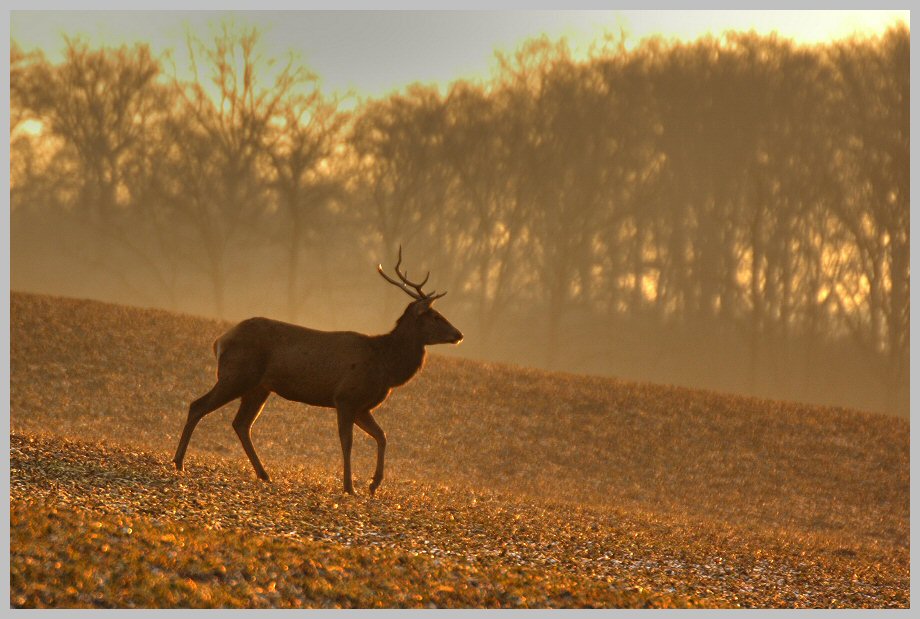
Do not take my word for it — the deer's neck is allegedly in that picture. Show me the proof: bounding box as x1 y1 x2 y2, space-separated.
379 327 426 388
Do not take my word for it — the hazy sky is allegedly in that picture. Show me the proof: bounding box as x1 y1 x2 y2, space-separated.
11 10 910 99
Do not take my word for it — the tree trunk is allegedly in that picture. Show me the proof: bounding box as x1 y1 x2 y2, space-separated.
286 216 302 323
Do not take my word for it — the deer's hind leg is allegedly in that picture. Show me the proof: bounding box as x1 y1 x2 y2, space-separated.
232 387 272 481
173 348 265 472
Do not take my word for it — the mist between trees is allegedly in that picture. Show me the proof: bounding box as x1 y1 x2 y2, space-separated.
10 24 909 416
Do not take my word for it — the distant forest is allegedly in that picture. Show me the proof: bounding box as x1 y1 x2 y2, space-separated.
10 25 909 416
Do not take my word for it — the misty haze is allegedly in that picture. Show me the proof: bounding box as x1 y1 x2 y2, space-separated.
11 21 908 418
9 11 909 609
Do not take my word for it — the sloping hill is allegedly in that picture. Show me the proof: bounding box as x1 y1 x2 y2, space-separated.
9 292 909 607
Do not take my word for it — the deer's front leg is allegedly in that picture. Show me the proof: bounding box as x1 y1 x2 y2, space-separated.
336 407 355 495
355 411 387 496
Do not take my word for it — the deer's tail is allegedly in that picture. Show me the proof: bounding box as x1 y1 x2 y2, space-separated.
211 336 230 381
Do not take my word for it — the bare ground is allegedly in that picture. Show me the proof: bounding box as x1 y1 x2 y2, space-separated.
9 292 909 608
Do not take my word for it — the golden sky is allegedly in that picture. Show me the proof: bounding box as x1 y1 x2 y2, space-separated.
11 10 910 98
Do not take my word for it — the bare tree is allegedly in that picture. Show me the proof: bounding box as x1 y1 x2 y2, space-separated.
827 27 909 413
267 86 347 322
13 38 181 305
166 24 303 317
348 85 453 315
441 82 529 350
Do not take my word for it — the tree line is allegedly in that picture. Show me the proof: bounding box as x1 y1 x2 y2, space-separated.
10 24 909 415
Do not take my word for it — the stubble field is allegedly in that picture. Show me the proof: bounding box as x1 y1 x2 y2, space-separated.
9 292 909 608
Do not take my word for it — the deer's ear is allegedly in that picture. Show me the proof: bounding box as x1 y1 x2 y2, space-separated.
411 299 433 315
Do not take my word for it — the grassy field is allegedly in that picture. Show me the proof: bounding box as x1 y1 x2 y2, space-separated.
9 292 909 608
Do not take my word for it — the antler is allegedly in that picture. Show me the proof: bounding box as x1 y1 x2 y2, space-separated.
377 245 447 301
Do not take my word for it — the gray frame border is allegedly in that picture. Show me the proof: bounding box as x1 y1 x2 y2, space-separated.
4 2 913 617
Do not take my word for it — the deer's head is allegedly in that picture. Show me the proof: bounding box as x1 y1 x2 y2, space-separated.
379 247 463 346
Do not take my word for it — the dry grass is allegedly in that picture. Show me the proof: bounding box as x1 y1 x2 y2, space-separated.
11 434 705 608
9 292 909 607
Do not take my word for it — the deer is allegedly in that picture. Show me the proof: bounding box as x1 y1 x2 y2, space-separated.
172 247 463 496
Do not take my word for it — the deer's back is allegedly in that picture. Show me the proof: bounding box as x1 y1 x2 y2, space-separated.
216 317 382 408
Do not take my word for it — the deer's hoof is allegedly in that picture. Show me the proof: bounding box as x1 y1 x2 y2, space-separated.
173 459 183 472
